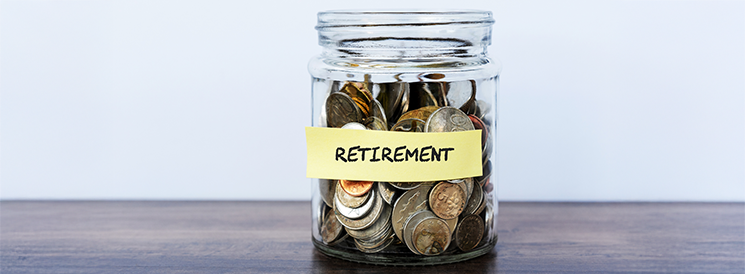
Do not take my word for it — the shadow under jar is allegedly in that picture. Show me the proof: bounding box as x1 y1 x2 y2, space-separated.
309 10 500 266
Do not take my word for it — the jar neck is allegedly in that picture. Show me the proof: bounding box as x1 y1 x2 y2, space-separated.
316 11 493 60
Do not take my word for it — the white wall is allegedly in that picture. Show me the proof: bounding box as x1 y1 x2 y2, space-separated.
1 0 743 201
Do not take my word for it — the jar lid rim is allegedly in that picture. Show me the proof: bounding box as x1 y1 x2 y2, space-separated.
317 10 494 29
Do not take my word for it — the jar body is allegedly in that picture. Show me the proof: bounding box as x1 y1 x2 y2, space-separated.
308 11 500 265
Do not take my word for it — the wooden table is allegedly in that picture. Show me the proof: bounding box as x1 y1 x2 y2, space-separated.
1 201 743 273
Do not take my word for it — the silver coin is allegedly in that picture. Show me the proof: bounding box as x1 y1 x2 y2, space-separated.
335 188 384 231
345 202 391 240
391 184 432 241
370 98 388 126
318 179 336 207
363 116 388 131
477 160 492 187
321 208 347 246
354 233 395 253
463 182 484 216
389 182 422 190
335 181 370 209
403 210 433 255
335 187 376 219
378 182 397 205
424 106 474 133
326 92 363 128
445 81 472 109
341 122 367 130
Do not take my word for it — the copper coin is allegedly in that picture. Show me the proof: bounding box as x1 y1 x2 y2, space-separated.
340 179 374 197
468 114 488 148
429 181 466 220
398 106 439 122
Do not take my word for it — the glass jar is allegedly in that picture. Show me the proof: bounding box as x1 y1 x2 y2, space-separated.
307 10 500 265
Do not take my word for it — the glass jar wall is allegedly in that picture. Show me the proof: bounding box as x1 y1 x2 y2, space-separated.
308 10 500 265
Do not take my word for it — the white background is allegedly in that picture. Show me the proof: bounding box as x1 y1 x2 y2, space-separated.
1 0 743 201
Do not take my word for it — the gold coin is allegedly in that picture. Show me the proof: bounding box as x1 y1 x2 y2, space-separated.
340 82 372 118
398 106 439 122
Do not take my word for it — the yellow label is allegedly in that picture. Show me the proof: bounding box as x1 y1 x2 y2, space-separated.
305 127 483 182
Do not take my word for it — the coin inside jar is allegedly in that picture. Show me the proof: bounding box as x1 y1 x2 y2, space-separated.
429 181 466 220
340 179 374 197
335 187 376 219
411 214 451 255
321 208 347 245
455 214 484 252
326 92 363 128
424 106 475 133
335 188 385 231
392 184 432 241
335 181 370 209
391 118 426 132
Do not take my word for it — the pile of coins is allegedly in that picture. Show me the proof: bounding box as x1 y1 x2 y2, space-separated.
318 80 494 255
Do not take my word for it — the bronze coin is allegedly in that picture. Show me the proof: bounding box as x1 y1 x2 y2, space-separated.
429 181 466 220
340 179 374 197
455 214 484 252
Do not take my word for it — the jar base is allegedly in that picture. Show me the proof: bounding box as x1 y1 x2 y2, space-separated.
312 235 497 266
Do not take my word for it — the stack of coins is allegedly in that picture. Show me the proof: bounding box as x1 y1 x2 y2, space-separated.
318 79 494 255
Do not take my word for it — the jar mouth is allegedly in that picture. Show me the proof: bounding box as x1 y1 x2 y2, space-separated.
316 10 494 30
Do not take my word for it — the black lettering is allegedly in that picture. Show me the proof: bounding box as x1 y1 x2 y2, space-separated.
420 146 432 162
370 147 381 162
405 148 419 162
348 145 360 162
382 147 393 162
394 146 406 162
336 147 347 162
440 148 455 161
431 146 441 161
358 147 371 161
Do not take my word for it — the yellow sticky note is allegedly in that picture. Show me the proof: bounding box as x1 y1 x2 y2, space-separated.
305 127 482 182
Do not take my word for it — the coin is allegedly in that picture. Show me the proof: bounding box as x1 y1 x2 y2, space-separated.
429 181 466 220
445 216 458 237
326 92 363 128
402 210 433 255
391 184 432 241
468 114 488 148
424 106 474 133
335 188 384 231
459 80 480 117
318 179 336 207
321 208 347 246
390 118 426 132
376 82 406 126
335 187 375 219
398 106 439 122
408 82 440 109
378 182 397 205
346 202 392 240
363 116 388 131
370 98 388 126
388 182 422 190
340 82 372 118
455 214 484 252
341 122 367 130
335 181 370 208
476 160 492 187
462 183 484 216
412 215 451 255
355 233 395 253
340 179 374 197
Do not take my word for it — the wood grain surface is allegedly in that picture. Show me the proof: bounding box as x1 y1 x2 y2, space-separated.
1 201 743 273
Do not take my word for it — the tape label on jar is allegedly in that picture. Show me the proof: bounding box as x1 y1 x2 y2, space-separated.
306 127 482 182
